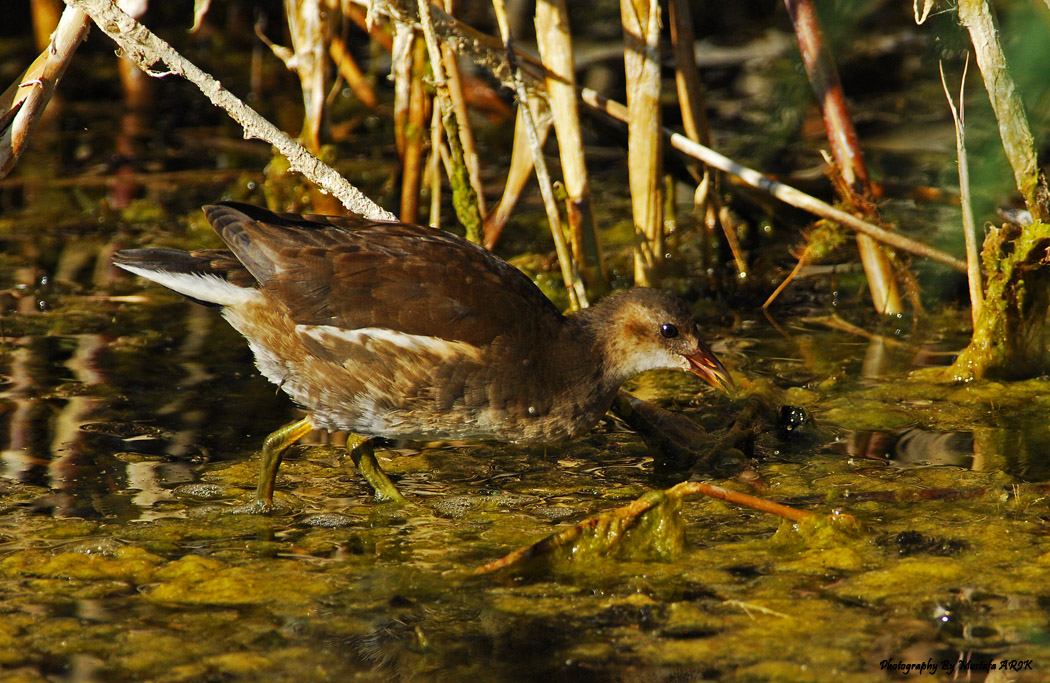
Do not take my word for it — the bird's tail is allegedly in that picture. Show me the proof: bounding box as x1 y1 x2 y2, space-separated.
112 248 258 308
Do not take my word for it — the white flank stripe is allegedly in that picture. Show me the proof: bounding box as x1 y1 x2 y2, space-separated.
116 264 260 307
297 325 478 359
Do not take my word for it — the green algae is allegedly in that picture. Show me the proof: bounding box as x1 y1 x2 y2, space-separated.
2 87 1050 683
144 555 334 606
949 221 1050 381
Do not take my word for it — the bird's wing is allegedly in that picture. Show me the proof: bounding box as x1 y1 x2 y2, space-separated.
204 202 566 347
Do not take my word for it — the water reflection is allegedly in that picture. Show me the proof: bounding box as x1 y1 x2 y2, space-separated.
1 26 1048 678
848 428 975 468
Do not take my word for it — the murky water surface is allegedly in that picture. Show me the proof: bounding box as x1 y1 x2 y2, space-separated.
2 12 1050 682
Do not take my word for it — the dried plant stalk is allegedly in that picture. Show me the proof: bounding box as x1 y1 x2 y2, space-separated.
668 0 747 278
417 0 483 242
484 96 551 249
491 0 584 309
283 0 332 152
428 101 443 228
350 0 964 272
399 36 427 223
329 35 377 108
535 0 606 291
940 58 982 327
957 0 1050 221
620 0 663 286
1 6 90 180
785 0 903 315
391 23 413 156
438 7 487 217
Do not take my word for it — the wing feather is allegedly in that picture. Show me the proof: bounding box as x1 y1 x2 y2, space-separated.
204 202 566 347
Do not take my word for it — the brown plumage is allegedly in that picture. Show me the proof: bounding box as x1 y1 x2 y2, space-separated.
113 202 732 504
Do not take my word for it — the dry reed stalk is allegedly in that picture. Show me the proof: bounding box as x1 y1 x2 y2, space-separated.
483 97 551 249
0 6 90 180
957 0 1050 221
785 0 903 315
668 0 749 279
329 35 377 108
438 45 487 217
491 0 584 309
428 102 443 228
535 0 606 291
620 0 663 286
282 0 332 152
391 23 413 156
940 58 982 327
355 0 963 272
417 0 483 242
439 1 487 217
400 36 428 223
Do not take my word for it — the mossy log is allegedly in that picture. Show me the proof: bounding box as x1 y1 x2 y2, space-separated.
948 221 1050 381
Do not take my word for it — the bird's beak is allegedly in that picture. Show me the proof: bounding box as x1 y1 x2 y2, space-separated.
685 342 735 393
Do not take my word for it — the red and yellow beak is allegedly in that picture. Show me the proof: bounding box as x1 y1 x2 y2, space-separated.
685 342 734 393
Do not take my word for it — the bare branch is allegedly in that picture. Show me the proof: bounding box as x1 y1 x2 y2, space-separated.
64 0 395 221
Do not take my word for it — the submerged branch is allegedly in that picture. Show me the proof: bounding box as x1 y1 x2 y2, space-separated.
471 480 814 575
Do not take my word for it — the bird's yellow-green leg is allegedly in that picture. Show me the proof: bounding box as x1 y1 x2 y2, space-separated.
255 417 314 507
346 433 407 504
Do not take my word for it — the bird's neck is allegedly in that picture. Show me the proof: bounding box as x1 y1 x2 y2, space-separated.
564 300 637 394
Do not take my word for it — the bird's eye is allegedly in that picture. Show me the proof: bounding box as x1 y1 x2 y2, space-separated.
660 323 678 339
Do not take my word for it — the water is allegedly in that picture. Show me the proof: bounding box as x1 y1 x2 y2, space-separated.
2 10 1050 681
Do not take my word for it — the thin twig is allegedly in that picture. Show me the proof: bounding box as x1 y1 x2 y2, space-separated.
65 0 395 221
941 56 983 327
762 250 810 309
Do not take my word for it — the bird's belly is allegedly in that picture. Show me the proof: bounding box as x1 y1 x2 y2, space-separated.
223 300 612 444
307 384 613 444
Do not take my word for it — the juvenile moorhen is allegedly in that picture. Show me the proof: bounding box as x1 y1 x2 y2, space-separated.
113 202 733 507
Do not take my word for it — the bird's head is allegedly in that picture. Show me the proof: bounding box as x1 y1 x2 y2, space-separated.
581 288 734 392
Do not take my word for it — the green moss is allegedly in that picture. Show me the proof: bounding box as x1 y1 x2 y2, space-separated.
832 557 966 602
0 546 163 584
145 555 333 606
949 221 1050 380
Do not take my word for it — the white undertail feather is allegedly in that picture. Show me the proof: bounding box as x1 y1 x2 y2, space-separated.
114 264 262 307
